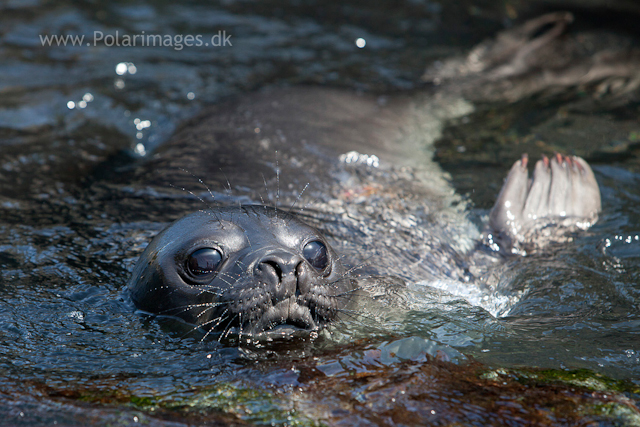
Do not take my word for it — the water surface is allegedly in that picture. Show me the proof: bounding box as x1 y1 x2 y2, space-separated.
1 0 639 425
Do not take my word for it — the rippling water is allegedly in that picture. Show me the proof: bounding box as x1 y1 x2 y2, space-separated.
1 0 639 425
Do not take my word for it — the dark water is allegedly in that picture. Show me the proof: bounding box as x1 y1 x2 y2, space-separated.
1 0 640 425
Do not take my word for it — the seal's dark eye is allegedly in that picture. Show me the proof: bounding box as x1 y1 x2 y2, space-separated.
303 240 329 271
187 248 222 276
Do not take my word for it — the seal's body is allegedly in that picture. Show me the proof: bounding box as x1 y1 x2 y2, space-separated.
128 152 600 334
127 13 607 334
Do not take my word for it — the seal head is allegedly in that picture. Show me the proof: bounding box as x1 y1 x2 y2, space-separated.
129 206 355 335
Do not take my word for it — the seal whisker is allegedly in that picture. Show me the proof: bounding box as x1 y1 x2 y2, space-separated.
208 273 237 288
215 269 251 287
331 286 364 298
177 167 224 227
275 150 280 221
296 196 323 215
217 265 254 288
261 173 270 217
342 261 371 277
198 326 219 343
218 167 238 207
238 311 245 341
219 314 240 341
288 182 310 213
168 182 223 227
201 310 231 329
216 270 243 281
155 301 224 317
324 271 362 288
233 259 249 271
195 305 219 319
196 286 224 298
197 310 232 342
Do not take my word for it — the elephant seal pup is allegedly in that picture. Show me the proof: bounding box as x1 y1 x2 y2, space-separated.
126 12 609 333
129 206 355 335
128 153 601 335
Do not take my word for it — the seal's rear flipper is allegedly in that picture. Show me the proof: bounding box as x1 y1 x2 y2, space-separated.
486 154 601 255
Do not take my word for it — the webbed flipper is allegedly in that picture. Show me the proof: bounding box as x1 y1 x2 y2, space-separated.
487 154 601 254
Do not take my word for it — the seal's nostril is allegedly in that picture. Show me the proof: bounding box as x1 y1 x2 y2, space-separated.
263 260 282 282
295 261 304 297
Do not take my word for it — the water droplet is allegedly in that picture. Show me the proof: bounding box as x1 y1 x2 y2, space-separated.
134 143 146 156
115 62 128 75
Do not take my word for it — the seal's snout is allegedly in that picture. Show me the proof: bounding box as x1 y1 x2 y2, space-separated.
255 251 305 302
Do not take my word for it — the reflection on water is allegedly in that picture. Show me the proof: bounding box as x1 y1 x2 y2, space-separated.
1 0 639 425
